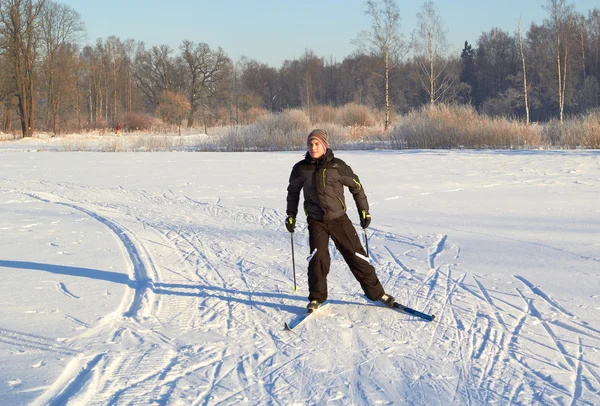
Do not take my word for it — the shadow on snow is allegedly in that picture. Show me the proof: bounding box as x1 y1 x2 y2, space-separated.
0 260 364 314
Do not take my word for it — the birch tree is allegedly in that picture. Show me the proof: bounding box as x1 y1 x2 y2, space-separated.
544 0 574 122
354 0 409 131
413 1 455 105
517 19 530 124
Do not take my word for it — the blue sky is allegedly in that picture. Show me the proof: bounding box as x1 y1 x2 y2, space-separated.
61 0 598 67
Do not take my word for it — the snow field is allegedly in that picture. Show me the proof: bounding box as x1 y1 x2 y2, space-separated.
0 150 599 405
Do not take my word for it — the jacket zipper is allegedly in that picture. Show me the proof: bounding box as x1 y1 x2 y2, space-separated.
337 196 346 211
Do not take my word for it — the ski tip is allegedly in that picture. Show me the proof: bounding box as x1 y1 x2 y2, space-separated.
284 322 291 331
431 315 436 321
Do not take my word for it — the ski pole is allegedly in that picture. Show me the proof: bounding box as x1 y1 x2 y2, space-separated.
363 228 369 257
290 232 297 292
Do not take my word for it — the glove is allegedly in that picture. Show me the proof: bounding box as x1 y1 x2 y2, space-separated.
285 215 296 233
360 210 371 229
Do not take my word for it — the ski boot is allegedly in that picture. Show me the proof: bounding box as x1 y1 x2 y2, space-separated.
379 293 396 307
307 300 321 313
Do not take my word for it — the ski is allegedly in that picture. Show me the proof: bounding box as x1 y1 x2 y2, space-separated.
284 303 328 331
391 302 435 321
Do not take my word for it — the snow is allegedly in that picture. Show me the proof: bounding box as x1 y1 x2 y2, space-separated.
1 148 599 405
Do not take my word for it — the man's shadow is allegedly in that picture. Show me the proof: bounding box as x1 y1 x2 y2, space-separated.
1 260 365 315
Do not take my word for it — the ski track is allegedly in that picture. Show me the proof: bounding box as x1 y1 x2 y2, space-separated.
56 282 80 300
513 275 575 318
0 178 598 404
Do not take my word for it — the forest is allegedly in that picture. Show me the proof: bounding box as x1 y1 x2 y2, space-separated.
0 0 598 148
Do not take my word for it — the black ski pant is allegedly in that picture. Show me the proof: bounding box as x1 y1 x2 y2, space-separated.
307 214 384 303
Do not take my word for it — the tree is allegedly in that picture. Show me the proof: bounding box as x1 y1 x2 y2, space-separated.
300 49 324 112
459 41 477 103
589 9 600 107
155 90 190 135
544 0 575 122
0 0 46 137
238 58 280 112
134 44 181 111
338 54 381 107
39 0 83 134
180 40 229 127
105 36 128 125
477 28 520 101
354 0 409 131
413 1 456 105
591 9 600 86
517 19 531 124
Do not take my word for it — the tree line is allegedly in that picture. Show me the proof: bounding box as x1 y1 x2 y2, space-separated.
0 0 598 137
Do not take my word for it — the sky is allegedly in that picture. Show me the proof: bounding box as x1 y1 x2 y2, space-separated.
60 0 598 67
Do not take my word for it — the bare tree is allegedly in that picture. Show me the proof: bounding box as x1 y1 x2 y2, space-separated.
591 9 600 106
413 1 456 105
238 57 280 112
121 39 138 113
0 0 46 137
39 0 83 134
180 40 229 127
79 44 102 125
575 14 586 82
134 44 179 111
155 90 190 135
93 40 106 123
517 18 530 124
71 46 84 129
299 49 324 116
592 10 600 83
545 0 574 122
105 36 128 124
0 50 18 133
354 0 409 131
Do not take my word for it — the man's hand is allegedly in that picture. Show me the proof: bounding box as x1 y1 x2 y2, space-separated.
360 210 371 229
285 215 296 233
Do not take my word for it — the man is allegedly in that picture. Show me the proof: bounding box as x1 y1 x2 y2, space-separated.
285 129 395 311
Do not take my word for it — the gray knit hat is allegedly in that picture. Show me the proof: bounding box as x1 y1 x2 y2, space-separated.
307 129 329 149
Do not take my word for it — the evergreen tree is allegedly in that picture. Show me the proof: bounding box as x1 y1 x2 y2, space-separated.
460 41 477 104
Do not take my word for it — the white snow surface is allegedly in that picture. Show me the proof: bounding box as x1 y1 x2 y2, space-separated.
1 149 599 405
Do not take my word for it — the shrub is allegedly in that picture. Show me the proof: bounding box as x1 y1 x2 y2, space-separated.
542 111 600 148
390 104 542 149
221 109 311 151
87 118 108 134
121 112 164 132
241 107 270 125
155 91 191 129
310 105 337 124
337 103 376 127
0 132 17 141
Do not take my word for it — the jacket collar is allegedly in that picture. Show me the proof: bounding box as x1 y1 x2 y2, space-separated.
305 148 334 165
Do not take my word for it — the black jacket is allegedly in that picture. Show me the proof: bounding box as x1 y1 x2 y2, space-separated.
286 149 369 221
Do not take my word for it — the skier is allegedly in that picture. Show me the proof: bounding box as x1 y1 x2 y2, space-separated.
285 129 395 312
116 123 121 136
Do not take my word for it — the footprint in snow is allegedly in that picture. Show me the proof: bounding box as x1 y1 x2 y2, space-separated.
32 360 45 368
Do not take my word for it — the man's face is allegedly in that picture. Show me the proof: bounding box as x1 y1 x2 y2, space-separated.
308 138 326 159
